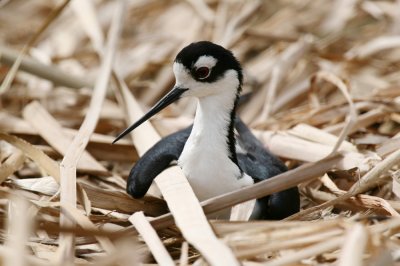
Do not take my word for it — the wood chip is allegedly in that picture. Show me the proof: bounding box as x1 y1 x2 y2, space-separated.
23 101 108 174
58 2 124 261
129 211 175 266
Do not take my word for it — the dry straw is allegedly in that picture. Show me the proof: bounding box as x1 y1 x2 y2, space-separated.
0 0 400 265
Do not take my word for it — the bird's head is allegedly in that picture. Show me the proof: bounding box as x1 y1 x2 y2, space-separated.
113 41 242 143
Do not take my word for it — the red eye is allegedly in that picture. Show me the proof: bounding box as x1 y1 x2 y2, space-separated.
194 67 210 79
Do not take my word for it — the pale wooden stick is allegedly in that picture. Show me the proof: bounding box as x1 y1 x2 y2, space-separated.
260 130 339 163
0 245 54 266
369 215 400 234
62 203 115 254
286 148 400 220
310 71 358 156
230 199 256 221
155 167 239 265
289 124 356 152
70 0 160 155
4 194 32 266
78 182 167 216
0 133 60 182
324 108 386 135
377 137 400 157
256 35 313 123
260 130 371 172
319 0 357 34
271 77 309 113
0 149 25 184
179 242 189 266
245 28 298 42
23 101 107 174
1 111 132 147
263 236 344 266
346 36 400 59
220 1 262 48
129 212 175 266
349 148 400 195
113 74 161 153
0 46 92 89
0 0 71 94
320 174 399 216
70 0 104 53
236 229 343 259
212 1 229 43
58 2 124 263
184 0 214 23
337 224 368 266
212 219 342 239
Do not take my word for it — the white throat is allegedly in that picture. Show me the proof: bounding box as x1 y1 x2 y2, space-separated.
190 90 236 154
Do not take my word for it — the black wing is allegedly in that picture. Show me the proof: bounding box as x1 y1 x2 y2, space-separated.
126 126 192 198
235 118 300 220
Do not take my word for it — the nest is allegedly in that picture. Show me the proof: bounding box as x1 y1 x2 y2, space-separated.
0 0 400 265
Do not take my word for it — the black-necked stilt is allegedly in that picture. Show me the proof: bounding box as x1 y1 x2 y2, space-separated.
114 41 299 219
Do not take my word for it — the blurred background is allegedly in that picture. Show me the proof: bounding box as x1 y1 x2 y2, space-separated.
1 0 400 133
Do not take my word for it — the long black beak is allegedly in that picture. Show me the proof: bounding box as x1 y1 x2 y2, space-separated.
113 86 188 144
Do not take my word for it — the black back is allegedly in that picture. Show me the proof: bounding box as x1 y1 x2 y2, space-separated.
234 118 300 220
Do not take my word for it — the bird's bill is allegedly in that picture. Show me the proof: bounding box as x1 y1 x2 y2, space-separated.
113 86 188 144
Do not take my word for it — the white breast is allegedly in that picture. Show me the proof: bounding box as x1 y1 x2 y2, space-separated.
178 140 253 202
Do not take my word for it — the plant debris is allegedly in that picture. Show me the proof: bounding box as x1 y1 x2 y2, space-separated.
1 0 400 265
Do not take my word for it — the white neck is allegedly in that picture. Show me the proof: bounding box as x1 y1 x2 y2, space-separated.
190 89 237 152
178 87 255 204
177 69 255 204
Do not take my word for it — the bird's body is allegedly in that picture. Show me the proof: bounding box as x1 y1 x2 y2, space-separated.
177 67 253 202
114 41 300 219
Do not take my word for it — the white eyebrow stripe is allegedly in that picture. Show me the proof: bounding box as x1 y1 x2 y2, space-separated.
194 55 217 69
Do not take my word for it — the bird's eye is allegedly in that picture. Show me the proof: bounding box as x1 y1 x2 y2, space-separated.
194 67 210 80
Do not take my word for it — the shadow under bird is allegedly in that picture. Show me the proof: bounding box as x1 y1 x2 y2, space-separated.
113 41 299 219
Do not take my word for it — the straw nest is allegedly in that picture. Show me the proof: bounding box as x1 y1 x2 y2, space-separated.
1 0 400 265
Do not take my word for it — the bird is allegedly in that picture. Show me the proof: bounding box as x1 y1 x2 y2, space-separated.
113 41 299 220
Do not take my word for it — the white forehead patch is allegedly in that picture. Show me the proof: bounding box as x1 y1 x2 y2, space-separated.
173 62 191 85
173 61 188 75
194 55 217 69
